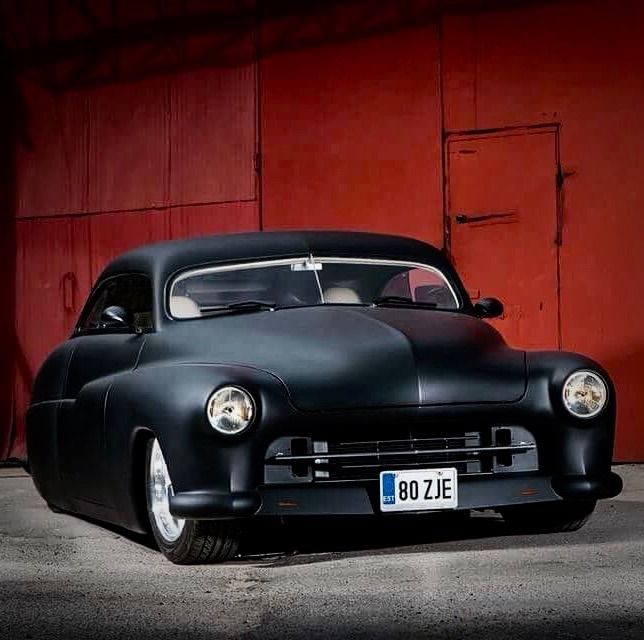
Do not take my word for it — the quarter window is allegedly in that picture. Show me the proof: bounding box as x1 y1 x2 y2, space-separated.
78 274 153 333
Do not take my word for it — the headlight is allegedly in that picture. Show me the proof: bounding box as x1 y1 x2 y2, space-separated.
206 386 255 435
562 370 608 418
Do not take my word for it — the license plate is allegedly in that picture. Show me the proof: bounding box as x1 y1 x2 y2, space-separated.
380 468 458 512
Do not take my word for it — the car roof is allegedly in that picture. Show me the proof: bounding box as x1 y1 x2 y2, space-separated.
98 230 452 284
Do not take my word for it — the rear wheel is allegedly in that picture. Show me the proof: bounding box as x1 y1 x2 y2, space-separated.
145 438 240 564
500 499 596 533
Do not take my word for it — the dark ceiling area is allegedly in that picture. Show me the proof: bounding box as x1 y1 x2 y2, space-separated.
0 0 552 91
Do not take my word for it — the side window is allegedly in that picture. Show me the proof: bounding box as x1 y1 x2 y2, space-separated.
78 274 154 333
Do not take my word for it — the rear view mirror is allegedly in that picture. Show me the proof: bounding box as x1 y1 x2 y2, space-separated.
100 305 132 329
473 297 504 319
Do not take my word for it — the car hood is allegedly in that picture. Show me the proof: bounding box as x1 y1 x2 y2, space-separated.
146 306 526 410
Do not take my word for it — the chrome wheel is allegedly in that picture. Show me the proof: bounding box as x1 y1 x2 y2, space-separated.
147 439 185 543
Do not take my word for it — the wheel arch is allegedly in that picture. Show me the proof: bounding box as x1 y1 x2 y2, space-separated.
125 425 156 534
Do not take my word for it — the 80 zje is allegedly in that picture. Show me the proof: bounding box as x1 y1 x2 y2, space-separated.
398 478 454 501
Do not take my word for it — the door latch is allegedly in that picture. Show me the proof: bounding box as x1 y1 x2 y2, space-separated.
453 212 517 224
61 272 77 313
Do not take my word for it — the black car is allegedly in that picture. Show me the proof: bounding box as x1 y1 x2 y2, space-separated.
27 231 622 564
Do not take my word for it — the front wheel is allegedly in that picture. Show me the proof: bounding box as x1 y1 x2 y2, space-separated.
500 499 597 533
145 438 240 564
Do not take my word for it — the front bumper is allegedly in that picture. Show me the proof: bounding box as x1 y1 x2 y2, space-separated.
169 471 622 519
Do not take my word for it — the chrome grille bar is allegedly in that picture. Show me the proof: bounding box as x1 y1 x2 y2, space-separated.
267 443 535 465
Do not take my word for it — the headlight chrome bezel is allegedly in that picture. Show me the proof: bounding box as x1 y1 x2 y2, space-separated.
562 370 608 419
206 386 256 435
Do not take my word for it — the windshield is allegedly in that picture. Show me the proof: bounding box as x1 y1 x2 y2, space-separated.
168 257 460 319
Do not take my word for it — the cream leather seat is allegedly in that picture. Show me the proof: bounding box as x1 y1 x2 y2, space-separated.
169 296 202 319
323 287 361 304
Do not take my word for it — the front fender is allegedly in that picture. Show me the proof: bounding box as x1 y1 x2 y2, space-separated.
525 351 620 498
104 363 297 528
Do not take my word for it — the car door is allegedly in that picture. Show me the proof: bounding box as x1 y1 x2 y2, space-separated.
58 273 153 513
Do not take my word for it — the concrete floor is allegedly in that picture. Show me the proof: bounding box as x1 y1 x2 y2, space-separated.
1 466 643 640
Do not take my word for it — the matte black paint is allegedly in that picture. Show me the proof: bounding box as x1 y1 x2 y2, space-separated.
138 307 527 410
26 231 622 534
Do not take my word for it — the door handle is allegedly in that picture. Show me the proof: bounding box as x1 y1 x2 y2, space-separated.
454 212 517 224
62 272 77 313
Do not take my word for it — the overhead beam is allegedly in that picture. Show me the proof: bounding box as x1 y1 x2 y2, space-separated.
3 0 553 90
66 0 103 31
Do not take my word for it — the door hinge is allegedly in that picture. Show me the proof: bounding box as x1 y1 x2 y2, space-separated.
254 152 262 174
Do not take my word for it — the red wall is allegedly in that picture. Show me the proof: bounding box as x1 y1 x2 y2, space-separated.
3 0 644 461
261 25 443 244
5 63 259 459
441 0 644 459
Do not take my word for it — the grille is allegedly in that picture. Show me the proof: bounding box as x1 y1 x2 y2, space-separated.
264 427 538 484
323 433 483 480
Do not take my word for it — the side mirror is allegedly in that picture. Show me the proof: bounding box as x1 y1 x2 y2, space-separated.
473 297 504 319
100 305 132 329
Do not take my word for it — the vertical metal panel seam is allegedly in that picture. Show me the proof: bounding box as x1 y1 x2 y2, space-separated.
166 74 172 238
438 12 448 253
554 124 563 351
473 12 478 129
85 92 93 282
255 0 263 231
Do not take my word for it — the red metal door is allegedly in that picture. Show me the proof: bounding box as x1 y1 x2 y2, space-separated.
446 129 560 349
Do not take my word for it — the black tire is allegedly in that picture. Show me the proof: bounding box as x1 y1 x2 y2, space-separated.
500 499 596 533
151 519 241 565
145 439 240 564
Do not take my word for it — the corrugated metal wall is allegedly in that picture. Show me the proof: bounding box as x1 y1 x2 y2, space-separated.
3 0 644 460
6 58 259 459
440 0 644 460
261 24 443 243
260 0 644 461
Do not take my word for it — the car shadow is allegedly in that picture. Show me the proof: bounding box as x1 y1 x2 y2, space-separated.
68 511 159 552
233 498 642 567
59 498 642 566
237 511 503 563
